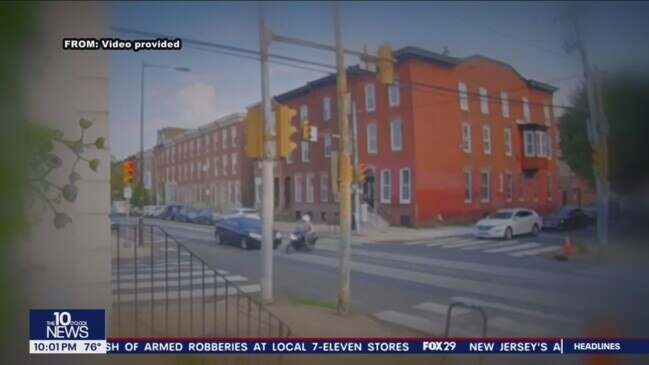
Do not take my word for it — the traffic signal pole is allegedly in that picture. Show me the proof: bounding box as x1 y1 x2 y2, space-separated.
258 3 274 303
351 101 361 235
333 2 352 316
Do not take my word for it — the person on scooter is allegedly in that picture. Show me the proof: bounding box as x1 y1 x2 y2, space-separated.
297 214 315 242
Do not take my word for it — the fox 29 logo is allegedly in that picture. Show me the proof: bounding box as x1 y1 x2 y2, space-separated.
30 309 105 341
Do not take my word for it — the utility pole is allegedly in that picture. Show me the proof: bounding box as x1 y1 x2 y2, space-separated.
351 101 361 235
258 2 275 303
562 13 609 245
333 2 352 315
138 60 145 246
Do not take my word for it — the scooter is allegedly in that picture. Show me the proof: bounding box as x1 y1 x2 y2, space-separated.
285 229 318 254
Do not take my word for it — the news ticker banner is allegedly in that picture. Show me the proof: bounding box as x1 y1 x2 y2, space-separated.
30 309 649 355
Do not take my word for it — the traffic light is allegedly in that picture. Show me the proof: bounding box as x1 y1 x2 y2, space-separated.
244 107 264 159
358 163 368 183
123 160 135 185
275 104 298 158
302 120 311 140
377 44 394 84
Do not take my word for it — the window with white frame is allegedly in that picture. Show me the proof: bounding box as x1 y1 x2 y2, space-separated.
205 134 210 152
166 167 170 182
197 138 201 155
294 174 303 203
228 182 234 204
196 161 201 177
367 124 378 154
480 170 490 203
518 174 525 201
231 126 237 147
172 147 175 162
464 170 472 203
381 169 391 203
504 128 512 156
543 104 550 125
501 91 510 118
462 123 471 153
214 157 219 176
171 166 175 182
320 173 328 202
183 143 187 159
222 129 228 148
388 76 400 107
190 140 194 157
300 104 308 121
231 153 237 174
547 173 553 200
535 131 546 157
190 162 194 179
213 131 218 149
399 168 411 204
306 174 314 203
223 157 228 176
166 149 170 163
458 82 469 111
506 172 513 202
301 141 309 162
235 181 241 204
365 83 376 112
483 125 491 155
324 135 332 158
479 87 489 114
322 97 331 121
522 97 530 121
546 135 552 159
390 118 403 151
524 131 535 157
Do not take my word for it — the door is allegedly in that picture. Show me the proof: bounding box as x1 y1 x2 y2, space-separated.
514 211 533 234
363 169 376 209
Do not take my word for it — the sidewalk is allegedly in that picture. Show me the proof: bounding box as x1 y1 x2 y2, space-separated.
273 221 473 244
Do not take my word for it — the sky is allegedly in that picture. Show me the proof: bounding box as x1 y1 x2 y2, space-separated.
109 1 649 159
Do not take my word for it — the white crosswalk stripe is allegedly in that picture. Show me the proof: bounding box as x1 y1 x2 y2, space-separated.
484 242 541 254
440 239 491 249
509 245 561 257
462 240 518 250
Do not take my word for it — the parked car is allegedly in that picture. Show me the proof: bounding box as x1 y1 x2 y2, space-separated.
150 206 167 219
142 205 157 217
110 200 128 217
130 206 141 216
160 204 181 220
191 208 217 225
214 216 282 250
176 207 198 223
544 206 590 231
223 208 260 220
474 208 543 240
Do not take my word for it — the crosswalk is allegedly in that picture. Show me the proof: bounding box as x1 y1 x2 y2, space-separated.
112 256 260 304
404 236 561 258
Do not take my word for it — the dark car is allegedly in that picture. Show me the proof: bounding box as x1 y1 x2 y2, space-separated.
214 217 282 250
544 206 589 231
176 207 198 223
160 204 181 220
191 208 216 225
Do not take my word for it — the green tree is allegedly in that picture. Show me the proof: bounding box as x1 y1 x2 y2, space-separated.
130 183 151 208
558 74 649 192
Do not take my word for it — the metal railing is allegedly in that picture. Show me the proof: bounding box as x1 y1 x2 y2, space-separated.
112 223 292 338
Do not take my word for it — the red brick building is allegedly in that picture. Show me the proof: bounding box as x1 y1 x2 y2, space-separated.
154 113 255 210
256 46 561 226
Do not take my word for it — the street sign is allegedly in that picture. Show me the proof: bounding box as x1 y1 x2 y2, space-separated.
124 187 132 199
309 126 318 142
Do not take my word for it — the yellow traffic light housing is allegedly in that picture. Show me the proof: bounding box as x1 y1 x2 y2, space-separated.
123 160 135 185
244 107 264 159
302 120 311 140
377 44 394 85
276 104 298 158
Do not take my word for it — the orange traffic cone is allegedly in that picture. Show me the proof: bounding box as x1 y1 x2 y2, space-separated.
564 235 574 256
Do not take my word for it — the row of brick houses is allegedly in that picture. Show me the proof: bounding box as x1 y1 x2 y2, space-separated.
149 46 572 227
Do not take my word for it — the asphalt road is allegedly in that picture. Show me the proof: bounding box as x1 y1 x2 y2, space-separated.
112 217 648 347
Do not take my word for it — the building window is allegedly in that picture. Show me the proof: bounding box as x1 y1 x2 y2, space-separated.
381 169 391 203
300 104 308 122
255 178 261 204
231 126 237 147
205 134 210 152
458 81 469 111
213 131 219 150
196 161 201 177
543 104 550 125
522 97 530 122
324 135 332 158
190 140 194 157
322 97 331 121
320 173 328 202
197 138 202 155
367 124 378 154
287 149 293 164
334 191 340 203
506 172 513 202
306 174 314 203
501 91 510 118
504 128 512 156
518 174 525 202
483 125 491 155
301 141 309 162
464 170 472 203
547 173 553 200
479 87 489 114
524 131 535 157
546 135 552 160
223 157 228 176
365 83 376 112
235 181 241 205
214 157 219 176
390 118 403 151
190 163 194 179
222 129 228 148
480 171 490 203
462 123 471 153
535 131 546 157
399 168 411 204
294 175 303 203
228 182 234 204
388 76 400 107
533 174 539 201
231 153 237 174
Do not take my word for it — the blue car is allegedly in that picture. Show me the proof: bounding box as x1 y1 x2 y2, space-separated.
544 206 589 231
